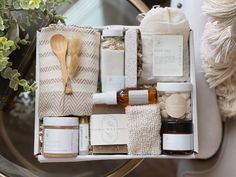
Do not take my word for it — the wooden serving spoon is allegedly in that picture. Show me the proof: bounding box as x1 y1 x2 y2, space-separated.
68 34 82 77
50 34 72 94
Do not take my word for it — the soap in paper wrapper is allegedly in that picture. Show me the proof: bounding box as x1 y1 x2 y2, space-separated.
125 29 138 88
92 145 128 154
90 114 128 146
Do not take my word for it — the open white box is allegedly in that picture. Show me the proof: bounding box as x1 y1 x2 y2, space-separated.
34 27 198 163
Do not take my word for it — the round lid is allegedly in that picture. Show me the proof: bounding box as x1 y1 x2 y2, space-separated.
93 91 117 105
102 29 123 37
161 120 192 133
43 117 79 126
156 82 192 92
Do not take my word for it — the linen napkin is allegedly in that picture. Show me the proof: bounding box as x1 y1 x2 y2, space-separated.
37 24 100 118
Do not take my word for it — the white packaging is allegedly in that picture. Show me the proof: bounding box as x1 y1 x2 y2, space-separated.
101 29 125 92
79 123 89 155
125 29 138 88
34 28 199 163
90 114 128 146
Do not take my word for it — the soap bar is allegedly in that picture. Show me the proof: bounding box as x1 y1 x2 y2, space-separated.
125 29 138 88
90 114 128 145
101 49 125 92
92 145 128 154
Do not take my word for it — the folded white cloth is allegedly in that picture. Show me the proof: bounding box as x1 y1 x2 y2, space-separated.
125 104 161 155
37 24 100 118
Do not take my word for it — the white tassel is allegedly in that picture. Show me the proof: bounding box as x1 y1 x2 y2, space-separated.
202 0 236 25
216 74 236 121
202 0 236 121
201 22 236 88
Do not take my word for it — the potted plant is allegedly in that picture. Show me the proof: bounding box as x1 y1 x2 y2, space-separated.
0 0 68 92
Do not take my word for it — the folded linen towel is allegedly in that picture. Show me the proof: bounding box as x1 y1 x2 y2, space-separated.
37 24 100 118
125 104 161 155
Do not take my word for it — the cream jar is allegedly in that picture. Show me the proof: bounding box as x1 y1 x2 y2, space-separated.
161 120 193 155
156 83 192 120
42 117 79 158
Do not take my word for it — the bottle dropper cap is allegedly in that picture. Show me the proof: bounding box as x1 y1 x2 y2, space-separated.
93 91 117 105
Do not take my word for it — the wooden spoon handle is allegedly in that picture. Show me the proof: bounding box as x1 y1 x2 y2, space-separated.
58 54 72 94
65 78 72 94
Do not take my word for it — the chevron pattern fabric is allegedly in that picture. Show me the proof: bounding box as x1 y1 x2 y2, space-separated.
38 24 100 118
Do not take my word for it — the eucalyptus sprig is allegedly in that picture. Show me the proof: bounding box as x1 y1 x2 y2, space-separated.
0 0 69 92
0 36 36 92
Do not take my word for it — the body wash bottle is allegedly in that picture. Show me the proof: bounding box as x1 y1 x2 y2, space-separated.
93 87 157 106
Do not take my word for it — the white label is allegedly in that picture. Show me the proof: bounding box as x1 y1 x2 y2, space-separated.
166 94 187 118
128 90 148 105
153 35 183 77
79 124 89 152
90 114 128 145
105 75 125 92
101 49 124 92
163 134 193 151
43 129 78 154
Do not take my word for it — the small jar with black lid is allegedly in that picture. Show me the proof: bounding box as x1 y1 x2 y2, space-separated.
161 120 193 155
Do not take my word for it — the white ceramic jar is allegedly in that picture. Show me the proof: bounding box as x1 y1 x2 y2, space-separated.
156 83 192 120
42 117 79 158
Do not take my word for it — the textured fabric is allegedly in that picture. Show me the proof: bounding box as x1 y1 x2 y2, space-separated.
125 29 138 88
139 7 190 84
201 0 236 121
125 104 161 155
38 24 100 118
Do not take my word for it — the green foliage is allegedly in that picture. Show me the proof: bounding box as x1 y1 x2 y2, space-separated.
0 0 69 92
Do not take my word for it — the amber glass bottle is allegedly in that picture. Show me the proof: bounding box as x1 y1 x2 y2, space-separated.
117 87 157 106
93 87 157 106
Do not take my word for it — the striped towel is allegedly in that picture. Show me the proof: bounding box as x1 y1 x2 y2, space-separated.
37 24 100 118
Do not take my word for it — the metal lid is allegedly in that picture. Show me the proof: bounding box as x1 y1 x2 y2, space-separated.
161 120 193 133
43 117 79 126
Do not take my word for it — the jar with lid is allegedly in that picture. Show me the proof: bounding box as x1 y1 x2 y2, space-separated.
100 28 125 93
42 117 79 158
161 120 193 155
156 82 192 120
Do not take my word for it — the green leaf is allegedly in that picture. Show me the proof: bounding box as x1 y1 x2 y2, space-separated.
23 84 30 91
9 78 19 91
30 82 37 92
0 16 5 31
18 79 28 86
1 67 12 79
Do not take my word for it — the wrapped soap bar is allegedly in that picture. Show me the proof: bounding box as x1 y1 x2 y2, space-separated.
125 29 138 88
90 114 128 146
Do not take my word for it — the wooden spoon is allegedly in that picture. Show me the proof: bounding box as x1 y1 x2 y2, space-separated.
68 34 82 77
50 34 72 94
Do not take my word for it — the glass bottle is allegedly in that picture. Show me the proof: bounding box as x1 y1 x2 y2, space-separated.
93 87 157 106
